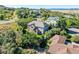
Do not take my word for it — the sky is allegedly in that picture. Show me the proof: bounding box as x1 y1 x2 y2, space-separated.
5 5 79 9
0 0 79 5
0 0 79 9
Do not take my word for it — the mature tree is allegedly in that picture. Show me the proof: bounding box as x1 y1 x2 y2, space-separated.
57 18 67 30
0 29 16 45
17 17 34 29
1 43 16 54
66 19 72 28
20 31 40 48
0 14 4 20
0 29 17 54
40 8 49 18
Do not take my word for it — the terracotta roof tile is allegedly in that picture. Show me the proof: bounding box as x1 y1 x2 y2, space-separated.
67 45 79 54
51 35 66 44
47 43 68 54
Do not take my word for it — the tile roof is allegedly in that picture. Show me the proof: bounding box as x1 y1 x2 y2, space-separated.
47 43 79 54
47 35 79 54
47 43 68 54
67 44 79 54
51 35 66 44
28 19 45 28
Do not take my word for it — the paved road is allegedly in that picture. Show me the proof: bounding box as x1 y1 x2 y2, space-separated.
0 20 16 24
0 11 18 25
0 15 18 25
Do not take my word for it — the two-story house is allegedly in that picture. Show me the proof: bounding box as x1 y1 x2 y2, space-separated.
28 19 48 34
45 16 59 27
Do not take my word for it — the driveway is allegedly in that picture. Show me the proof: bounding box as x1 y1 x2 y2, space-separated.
0 20 15 24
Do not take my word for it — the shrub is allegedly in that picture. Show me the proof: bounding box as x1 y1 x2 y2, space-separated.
21 49 37 54
1 43 16 54
0 29 18 54
66 34 72 39
14 47 23 54
70 35 79 43
47 40 52 47
60 30 67 35
20 31 40 48
0 29 16 45
43 28 61 39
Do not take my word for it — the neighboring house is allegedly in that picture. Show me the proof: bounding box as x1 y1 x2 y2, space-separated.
28 19 48 34
50 35 66 44
45 16 59 27
64 15 73 18
67 44 79 54
47 35 79 54
32 9 41 18
47 35 67 54
32 9 40 14
47 43 79 54
47 43 68 54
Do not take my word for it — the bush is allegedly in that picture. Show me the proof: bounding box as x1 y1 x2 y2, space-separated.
0 29 16 45
1 43 16 54
47 40 52 47
60 30 67 35
0 29 18 54
14 47 23 54
43 28 61 39
20 31 40 48
66 34 72 39
21 49 37 54
0 14 4 20
70 35 79 43
17 17 34 29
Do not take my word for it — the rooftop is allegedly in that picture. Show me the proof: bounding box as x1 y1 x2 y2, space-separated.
28 19 47 28
51 35 66 44
47 43 67 54
47 35 79 54
48 16 59 21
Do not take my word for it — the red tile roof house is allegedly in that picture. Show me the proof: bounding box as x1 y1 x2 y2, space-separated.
47 43 68 54
67 44 79 54
47 35 79 54
50 35 66 44
47 44 79 54
47 35 67 54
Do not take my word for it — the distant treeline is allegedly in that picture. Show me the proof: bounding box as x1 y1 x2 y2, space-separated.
0 5 79 10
